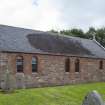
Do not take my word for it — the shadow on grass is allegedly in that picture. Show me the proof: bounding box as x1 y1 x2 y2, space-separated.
0 89 20 94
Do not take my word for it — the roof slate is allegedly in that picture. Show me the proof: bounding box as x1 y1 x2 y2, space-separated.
0 24 105 59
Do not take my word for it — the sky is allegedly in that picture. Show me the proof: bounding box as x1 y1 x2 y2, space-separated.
0 0 105 31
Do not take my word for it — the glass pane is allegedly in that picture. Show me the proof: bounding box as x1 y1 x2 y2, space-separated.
16 56 23 72
32 57 37 72
32 57 37 64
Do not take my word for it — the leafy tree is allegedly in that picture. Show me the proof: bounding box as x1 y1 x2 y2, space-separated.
85 27 96 39
96 28 105 46
60 30 71 35
70 28 86 38
50 27 105 47
60 28 86 38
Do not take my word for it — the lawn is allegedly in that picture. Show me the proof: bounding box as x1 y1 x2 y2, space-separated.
0 82 105 105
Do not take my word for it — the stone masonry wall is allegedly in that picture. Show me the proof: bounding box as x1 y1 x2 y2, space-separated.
0 52 105 88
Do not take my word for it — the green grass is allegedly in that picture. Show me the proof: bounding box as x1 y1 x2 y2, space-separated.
0 82 105 105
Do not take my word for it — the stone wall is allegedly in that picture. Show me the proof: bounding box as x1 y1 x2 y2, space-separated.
0 52 105 88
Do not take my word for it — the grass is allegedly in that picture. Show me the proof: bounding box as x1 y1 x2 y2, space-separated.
0 82 105 105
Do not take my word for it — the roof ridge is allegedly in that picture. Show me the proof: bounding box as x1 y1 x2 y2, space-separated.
47 31 92 41
0 24 43 32
0 24 92 41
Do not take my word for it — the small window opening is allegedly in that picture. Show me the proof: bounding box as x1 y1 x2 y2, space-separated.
75 59 80 72
65 58 70 72
32 57 38 72
16 56 23 72
99 60 103 69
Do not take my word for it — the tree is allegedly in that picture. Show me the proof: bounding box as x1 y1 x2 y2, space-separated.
60 28 86 38
85 27 96 39
60 30 71 35
70 28 86 38
96 28 105 46
50 27 105 47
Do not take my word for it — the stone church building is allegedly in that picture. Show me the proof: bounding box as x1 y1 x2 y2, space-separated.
0 24 105 88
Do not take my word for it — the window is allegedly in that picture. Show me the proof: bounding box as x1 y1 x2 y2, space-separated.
75 59 80 72
32 57 37 72
99 60 103 69
65 58 70 72
16 56 23 72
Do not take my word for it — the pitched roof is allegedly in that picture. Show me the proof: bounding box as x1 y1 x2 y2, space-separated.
0 24 105 59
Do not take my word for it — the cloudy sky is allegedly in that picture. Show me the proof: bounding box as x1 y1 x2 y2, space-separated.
0 0 105 31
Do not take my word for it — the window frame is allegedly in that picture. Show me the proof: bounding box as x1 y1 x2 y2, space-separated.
75 58 80 72
65 58 70 72
16 56 24 73
32 56 38 73
99 60 103 69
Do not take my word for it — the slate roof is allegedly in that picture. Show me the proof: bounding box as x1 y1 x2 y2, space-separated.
0 24 105 59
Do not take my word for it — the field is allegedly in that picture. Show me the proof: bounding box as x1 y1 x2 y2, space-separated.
0 82 105 105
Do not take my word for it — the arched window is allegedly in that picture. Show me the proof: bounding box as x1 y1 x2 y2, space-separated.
16 56 23 72
75 59 80 72
32 57 37 72
65 58 70 72
99 60 103 69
